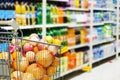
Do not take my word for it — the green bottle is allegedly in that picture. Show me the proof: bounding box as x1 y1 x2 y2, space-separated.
46 4 51 24
37 3 42 24
66 11 70 23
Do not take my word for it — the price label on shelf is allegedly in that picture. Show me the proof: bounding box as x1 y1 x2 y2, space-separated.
60 46 69 54
82 66 92 72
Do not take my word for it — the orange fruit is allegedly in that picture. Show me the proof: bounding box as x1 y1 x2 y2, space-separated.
47 66 57 76
12 51 21 60
33 46 39 54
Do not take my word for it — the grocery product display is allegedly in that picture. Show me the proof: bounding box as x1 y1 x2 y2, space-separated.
0 0 120 80
93 43 115 61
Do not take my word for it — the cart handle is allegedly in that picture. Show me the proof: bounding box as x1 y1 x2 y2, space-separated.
0 19 19 32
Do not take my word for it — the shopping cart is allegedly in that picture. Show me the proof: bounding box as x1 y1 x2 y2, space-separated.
0 20 61 80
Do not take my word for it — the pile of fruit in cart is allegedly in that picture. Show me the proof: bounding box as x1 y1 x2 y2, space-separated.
0 33 60 80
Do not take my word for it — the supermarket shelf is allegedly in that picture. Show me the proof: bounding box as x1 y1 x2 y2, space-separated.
48 0 68 2
93 8 116 11
60 63 89 77
94 21 116 26
1 25 42 30
94 22 104 26
93 53 116 63
104 21 116 24
65 7 90 11
113 33 117 36
93 38 115 45
46 24 68 28
68 43 89 50
113 32 120 36
114 4 120 8
68 23 90 27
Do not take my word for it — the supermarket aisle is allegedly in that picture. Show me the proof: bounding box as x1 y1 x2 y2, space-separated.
70 57 120 80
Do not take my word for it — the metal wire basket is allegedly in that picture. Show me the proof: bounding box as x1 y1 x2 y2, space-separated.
0 20 61 80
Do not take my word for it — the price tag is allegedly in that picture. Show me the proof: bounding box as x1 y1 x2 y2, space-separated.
60 46 69 54
82 66 92 72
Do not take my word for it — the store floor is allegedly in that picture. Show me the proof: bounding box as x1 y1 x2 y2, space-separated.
65 56 120 80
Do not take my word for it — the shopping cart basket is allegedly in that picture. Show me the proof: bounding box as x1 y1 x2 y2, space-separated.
0 20 61 80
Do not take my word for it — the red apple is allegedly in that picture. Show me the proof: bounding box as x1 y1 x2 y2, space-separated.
37 43 48 51
23 43 33 52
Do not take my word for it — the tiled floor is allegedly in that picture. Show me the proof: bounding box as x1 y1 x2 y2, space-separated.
66 57 120 80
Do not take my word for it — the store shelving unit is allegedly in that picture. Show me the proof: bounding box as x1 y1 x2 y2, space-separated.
93 21 116 26
115 0 120 59
1 25 43 30
93 7 116 11
93 53 116 63
68 43 89 50
68 23 90 27
93 38 115 45
65 7 90 11
46 24 68 28
60 63 89 77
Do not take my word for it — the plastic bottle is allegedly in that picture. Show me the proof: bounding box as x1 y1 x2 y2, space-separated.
15 1 21 14
66 11 70 23
81 0 89 8
15 1 22 25
54 5 58 24
75 0 80 8
80 28 89 44
58 7 64 24
62 28 68 46
29 3 32 25
75 30 80 44
68 50 76 69
26 2 30 25
46 4 51 24
21 2 26 26
67 28 76 46
36 3 42 25
31 3 36 25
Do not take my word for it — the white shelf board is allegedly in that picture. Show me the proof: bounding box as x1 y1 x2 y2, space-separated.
46 23 68 28
93 53 116 63
93 8 116 11
68 23 90 27
93 38 115 45
68 43 89 50
94 22 104 26
113 32 120 36
65 7 90 11
94 21 116 26
114 4 120 8
48 0 68 2
104 21 116 24
1 25 42 30
60 63 89 77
